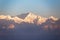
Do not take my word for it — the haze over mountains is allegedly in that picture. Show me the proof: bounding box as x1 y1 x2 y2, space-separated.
0 12 60 40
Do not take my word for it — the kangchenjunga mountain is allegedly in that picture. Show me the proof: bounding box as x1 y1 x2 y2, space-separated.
0 12 60 40
0 12 59 24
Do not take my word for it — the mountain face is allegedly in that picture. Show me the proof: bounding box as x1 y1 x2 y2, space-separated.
17 12 59 24
0 12 59 30
0 12 59 24
16 13 29 19
0 12 60 40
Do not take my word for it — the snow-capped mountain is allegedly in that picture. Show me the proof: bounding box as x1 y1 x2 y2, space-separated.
0 12 60 40
0 12 59 25
17 12 59 24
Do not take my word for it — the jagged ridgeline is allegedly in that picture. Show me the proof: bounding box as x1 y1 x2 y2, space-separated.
0 12 60 40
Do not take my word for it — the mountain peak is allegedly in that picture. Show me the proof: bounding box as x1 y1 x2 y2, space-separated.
17 12 34 19
27 12 34 15
0 15 12 20
49 16 58 21
25 12 36 17
26 12 36 17
24 12 37 23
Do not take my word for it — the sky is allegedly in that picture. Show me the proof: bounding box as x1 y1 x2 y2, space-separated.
0 0 60 18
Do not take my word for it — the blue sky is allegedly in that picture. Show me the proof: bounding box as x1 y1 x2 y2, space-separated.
0 0 60 17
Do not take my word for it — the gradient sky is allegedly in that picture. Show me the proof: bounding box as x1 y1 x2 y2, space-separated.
0 0 60 18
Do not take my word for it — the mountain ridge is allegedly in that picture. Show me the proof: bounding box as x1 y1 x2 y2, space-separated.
0 12 59 24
